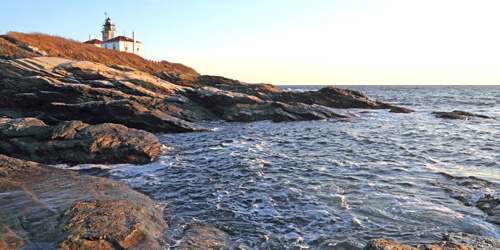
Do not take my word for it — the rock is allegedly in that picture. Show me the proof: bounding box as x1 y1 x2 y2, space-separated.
174 223 234 250
184 87 358 123
0 57 207 133
47 100 207 133
438 174 500 226
389 106 414 113
450 110 494 119
444 232 500 249
0 37 39 59
364 235 480 250
0 117 162 164
270 102 354 122
432 111 494 120
187 87 265 108
154 72 279 97
1 56 411 132
364 239 419 250
0 154 168 249
269 87 410 111
0 222 24 250
433 112 469 120
416 241 472 250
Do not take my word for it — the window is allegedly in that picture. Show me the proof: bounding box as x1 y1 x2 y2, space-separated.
125 44 128 51
137 46 140 52
113 44 116 50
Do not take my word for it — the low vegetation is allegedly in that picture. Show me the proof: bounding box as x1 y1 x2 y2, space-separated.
0 32 198 75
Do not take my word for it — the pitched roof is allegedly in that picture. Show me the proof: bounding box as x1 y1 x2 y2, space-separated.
101 36 143 44
83 39 102 44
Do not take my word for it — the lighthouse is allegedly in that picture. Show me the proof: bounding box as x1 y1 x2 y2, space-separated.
101 16 116 41
85 15 145 58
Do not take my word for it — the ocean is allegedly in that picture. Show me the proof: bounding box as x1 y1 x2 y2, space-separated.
74 85 500 249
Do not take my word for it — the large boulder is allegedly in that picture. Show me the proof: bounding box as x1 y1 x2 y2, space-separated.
0 117 162 164
0 154 168 250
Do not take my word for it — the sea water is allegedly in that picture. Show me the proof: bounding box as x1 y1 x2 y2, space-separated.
75 85 500 249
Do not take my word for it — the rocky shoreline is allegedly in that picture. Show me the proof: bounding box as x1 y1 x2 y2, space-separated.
1 54 499 249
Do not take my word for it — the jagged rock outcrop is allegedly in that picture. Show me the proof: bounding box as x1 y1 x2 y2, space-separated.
0 117 162 165
1 56 411 134
0 154 168 250
0 57 205 133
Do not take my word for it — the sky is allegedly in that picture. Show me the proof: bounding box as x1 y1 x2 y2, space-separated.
2 0 500 85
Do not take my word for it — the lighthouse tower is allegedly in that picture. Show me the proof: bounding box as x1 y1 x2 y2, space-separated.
101 16 116 41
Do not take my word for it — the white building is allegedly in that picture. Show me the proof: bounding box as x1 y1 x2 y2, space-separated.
101 33 144 58
84 16 144 58
83 35 102 47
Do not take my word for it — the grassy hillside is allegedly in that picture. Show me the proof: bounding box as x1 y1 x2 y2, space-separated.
0 32 198 75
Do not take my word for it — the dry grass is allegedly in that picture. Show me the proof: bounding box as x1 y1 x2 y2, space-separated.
1 32 198 75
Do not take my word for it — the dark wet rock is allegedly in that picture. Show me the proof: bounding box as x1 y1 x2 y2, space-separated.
270 102 354 122
432 111 494 120
432 112 469 120
0 117 162 164
269 87 409 112
438 174 500 226
0 154 168 250
451 110 494 119
183 87 358 122
47 100 206 133
389 106 414 114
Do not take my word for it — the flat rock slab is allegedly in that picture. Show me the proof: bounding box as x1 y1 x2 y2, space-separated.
432 110 495 120
364 232 500 250
0 117 162 165
0 154 168 250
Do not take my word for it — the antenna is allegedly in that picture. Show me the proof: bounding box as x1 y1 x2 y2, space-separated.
104 12 108 19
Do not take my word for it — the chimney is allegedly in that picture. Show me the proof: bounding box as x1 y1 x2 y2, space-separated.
89 35 93 40
132 31 137 55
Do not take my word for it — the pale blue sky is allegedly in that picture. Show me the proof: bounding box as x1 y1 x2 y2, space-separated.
2 0 500 85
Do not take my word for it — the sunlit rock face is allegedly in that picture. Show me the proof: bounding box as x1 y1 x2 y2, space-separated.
0 154 168 249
